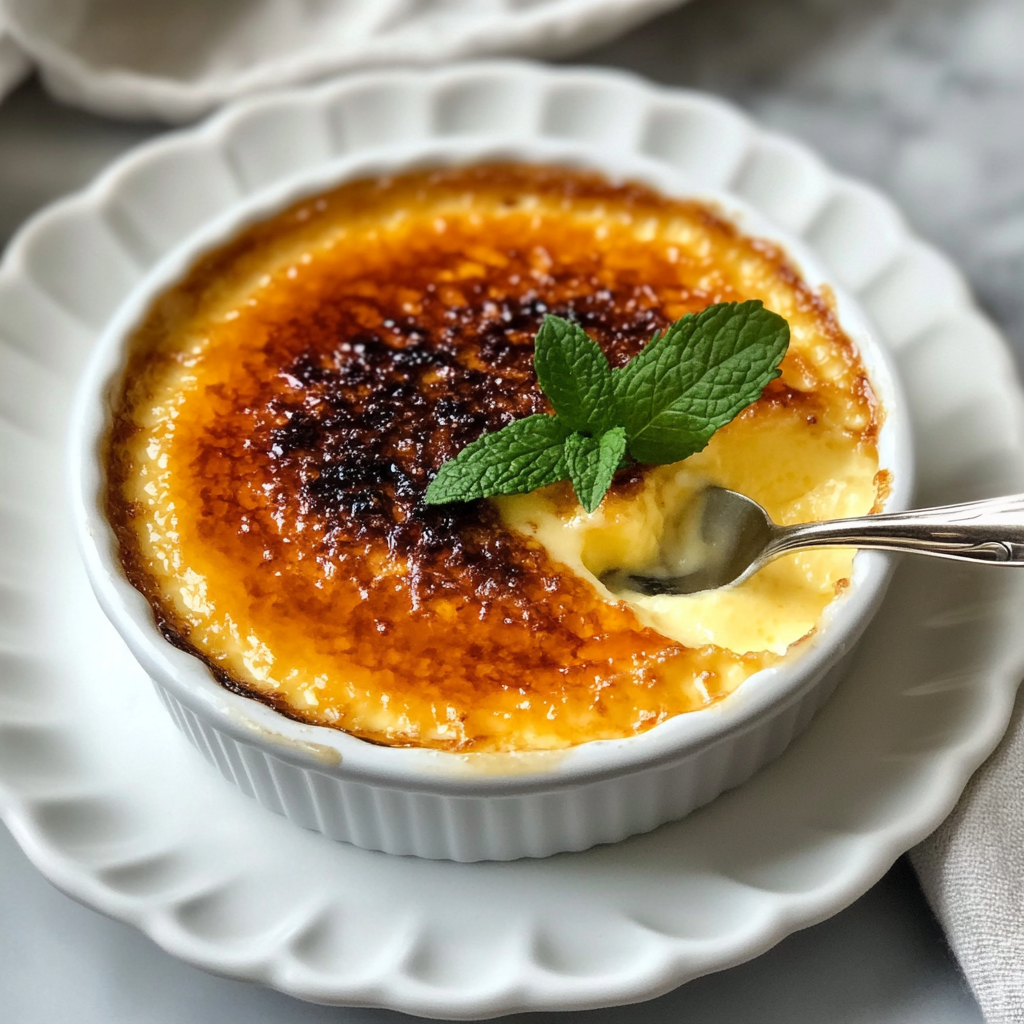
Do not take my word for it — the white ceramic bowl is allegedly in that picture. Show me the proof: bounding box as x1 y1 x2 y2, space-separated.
70 133 911 865
2 0 687 122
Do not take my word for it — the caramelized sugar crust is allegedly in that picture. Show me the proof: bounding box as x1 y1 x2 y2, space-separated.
107 164 879 751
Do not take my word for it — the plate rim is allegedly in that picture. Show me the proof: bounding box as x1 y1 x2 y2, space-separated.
2 59 1024 1016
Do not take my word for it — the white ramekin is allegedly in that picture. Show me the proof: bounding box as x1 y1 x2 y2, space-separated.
70 136 912 862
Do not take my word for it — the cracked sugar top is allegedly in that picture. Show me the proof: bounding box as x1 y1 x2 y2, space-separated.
106 163 883 752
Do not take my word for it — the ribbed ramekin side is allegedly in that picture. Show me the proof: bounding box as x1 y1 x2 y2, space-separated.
151 654 848 861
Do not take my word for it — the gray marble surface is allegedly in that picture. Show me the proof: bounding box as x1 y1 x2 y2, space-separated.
581 0 1024 370
4 0 1023 1019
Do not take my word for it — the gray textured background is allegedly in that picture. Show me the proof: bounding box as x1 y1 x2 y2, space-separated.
5 0 1023 1019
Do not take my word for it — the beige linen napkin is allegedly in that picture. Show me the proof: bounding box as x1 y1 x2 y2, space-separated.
912 688 1024 1023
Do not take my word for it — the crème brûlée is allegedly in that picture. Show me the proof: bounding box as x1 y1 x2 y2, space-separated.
106 163 887 754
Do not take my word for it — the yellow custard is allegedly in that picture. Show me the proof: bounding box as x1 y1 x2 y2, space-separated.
500 404 878 656
107 163 884 752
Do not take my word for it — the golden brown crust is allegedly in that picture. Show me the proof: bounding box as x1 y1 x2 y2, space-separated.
106 163 880 751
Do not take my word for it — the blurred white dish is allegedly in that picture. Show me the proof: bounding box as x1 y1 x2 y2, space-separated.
1 63 1023 1014
1 0 686 121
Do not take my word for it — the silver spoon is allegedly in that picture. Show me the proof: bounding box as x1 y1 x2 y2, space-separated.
600 486 1024 597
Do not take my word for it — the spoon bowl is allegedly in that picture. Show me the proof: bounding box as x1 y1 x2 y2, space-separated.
601 487 774 596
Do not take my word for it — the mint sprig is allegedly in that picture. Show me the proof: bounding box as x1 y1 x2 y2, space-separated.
421 414 571 505
425 300 789 513
533 315 614 434
612 301 790 464
564 427 628 513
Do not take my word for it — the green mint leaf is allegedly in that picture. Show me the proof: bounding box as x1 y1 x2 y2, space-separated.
533 314 613 433
424 414 571 504
422 300 790 512
611 300 789 464
564 427 629 513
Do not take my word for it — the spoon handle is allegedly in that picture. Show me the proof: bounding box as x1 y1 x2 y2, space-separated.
768 493 1024 565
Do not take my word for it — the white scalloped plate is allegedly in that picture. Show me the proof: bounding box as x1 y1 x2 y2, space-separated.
2 63 1024 1018
2 0 686 122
